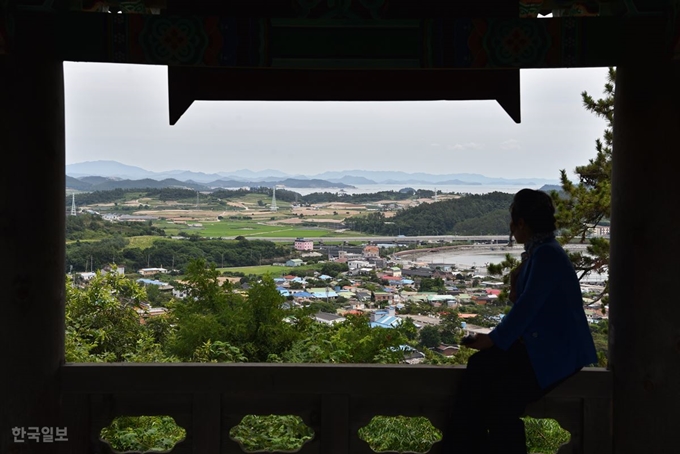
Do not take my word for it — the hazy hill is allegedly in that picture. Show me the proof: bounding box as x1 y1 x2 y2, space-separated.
313 170 556 185
435 179 483 185
66 160 559 187
328 176 377 185
79 176 115 185
66 160 151 179
539 184 563 193
90 178 207 191
65 175 92 191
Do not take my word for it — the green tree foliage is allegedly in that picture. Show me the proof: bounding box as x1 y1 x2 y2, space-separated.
280 314 408 364
438 311 463 345
551 67 615 304
419 325 441 348
66 213 165 241
358 416 442 453
66 271 149 362
320 261 350 277
100 416 186 453
523 417 571 454
345 192 514 236
240 275 298 361
418 277 446 293
66 237 289 272
486 253 521 304
165 260 244 360
301 190 419 205
65 269 179 364
229 415 314 452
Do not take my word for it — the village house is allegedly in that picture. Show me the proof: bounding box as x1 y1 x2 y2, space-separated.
385 267 402 277
373 292 394 304
348 260 372 270
307 288 339 299
366 256 387 269
285 259 304 267
136 278 174 291
101 265 125 275
402 268 433 278
313 312 346 325
369 307 402 329
473 295 497 306
461 322 492 337
436 344 460 357
338 251 363 261
294 238 314 251
362 245 380 258
138 267 168 276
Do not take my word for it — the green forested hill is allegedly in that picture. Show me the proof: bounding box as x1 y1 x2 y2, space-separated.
345 192 514 236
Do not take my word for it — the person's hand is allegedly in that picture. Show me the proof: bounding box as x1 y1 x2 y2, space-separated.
466 333 494 350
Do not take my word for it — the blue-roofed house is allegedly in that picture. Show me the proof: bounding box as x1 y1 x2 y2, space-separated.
292 291 314 299
137 279 173 290
370 315 402 329
308 288 338 299
389 344 426 362
277 287 291 297
369 307 402 329
318 274 332 280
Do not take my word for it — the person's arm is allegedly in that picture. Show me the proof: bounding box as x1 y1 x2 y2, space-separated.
488 245 563 350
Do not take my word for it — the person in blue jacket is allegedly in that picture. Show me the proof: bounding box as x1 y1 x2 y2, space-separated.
445 188 598 454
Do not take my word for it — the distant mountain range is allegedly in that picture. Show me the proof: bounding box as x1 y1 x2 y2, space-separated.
65 160 558 190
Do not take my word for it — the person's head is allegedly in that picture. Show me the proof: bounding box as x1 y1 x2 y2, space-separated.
510 189 556 244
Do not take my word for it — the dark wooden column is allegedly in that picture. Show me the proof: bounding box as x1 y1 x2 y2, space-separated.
610 62 680 453
0 12 66 454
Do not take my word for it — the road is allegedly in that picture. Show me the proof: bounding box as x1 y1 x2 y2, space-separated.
221 235 511 243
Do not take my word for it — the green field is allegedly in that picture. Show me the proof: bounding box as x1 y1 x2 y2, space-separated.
125 236 162 250
218 264 320 276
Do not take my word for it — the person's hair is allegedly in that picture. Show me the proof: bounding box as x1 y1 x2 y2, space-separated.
510 189 556 234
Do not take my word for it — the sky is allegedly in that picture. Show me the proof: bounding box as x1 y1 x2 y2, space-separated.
64 62 610 180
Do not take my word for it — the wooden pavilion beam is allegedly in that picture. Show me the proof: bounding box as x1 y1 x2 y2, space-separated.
167 67 522 125
65 0 518 17
56 12 668 69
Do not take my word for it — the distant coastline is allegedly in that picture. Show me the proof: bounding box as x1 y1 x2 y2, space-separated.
277 183 544 196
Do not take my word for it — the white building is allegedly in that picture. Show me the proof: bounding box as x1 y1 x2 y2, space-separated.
138 267 168 276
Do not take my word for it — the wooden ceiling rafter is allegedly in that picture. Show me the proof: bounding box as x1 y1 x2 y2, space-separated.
2 0 677 124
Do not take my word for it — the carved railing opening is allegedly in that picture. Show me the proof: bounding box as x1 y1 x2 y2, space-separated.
522 417 571 454
228 415 314 453
99 415 186 453
357 416 442 453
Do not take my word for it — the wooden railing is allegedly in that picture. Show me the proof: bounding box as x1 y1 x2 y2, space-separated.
60 364 611 454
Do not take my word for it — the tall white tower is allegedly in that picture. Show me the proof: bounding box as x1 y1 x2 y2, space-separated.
70 193 76 216
270 186 278 211
434 187 438 202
